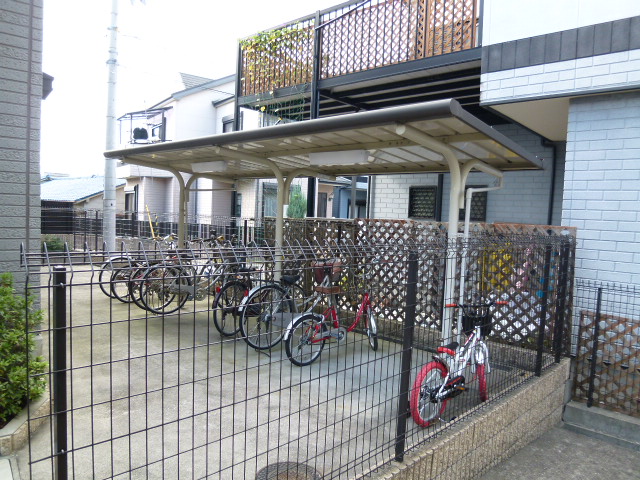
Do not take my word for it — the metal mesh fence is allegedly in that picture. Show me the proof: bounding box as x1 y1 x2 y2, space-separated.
12 233 573 479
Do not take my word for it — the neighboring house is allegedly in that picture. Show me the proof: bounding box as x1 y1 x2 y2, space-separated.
40 176 126 237
117 73 361 223
40 175 126 211
234 0 640 284
117 73 240 223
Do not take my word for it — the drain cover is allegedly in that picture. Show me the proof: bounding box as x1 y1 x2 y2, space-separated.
256 462 322 480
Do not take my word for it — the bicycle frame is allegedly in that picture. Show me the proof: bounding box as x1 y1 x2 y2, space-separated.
434 327 489 382
283 277 372 343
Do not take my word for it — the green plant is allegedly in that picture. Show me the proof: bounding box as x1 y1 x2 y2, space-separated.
287 185 307 218
41 235 65 252
240 24 313 94
0 272 47 427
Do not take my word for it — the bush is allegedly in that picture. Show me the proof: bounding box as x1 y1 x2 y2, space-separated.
41 235 66 252
0 273 47 427
287 185 307 218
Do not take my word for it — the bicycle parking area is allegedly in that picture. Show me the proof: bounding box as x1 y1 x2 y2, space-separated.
16 234 571 479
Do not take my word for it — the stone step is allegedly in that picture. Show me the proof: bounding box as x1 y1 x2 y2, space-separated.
563 401 640 451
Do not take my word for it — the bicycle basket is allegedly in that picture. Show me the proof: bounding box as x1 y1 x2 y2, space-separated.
312 260 342 283
462 306 492 337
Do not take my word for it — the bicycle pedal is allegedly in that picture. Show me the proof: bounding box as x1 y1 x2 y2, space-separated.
328 327 347 341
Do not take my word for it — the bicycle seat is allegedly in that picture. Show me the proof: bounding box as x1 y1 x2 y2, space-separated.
281 274 301 286
437 341 459 356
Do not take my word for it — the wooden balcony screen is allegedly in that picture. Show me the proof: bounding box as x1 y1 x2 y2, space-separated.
240 0 479 97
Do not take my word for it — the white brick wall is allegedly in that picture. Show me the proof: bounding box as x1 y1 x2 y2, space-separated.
0 1 42 276
371 124 562 225
482 49 640 104
563 91 640 283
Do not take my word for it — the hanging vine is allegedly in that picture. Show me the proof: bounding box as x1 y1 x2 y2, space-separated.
240 24 314 96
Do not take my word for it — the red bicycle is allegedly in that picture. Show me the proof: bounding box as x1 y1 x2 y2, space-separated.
283 259 378 366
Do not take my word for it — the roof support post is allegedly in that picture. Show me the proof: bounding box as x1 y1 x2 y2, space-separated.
168 168 187 248
394 124 463 341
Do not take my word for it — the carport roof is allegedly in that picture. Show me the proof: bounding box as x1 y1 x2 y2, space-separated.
104 99 542 181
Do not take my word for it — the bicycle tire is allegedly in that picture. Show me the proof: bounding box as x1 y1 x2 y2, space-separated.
140 265 190 314
128 264 153 311
110 266 135 303
239 284 293 350
366 308 378 351
98 256 131 298
410 361 447 427
285 313 327 367
477 363 488 402
212 280 248 336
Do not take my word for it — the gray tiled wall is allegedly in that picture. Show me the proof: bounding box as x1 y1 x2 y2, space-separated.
0 0 43 278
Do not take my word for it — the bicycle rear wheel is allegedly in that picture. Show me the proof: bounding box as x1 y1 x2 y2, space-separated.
212 280 248 336
285 313 327 367
140 265 190 314
239 284 293 350
110 266 135 303
410 361 447 427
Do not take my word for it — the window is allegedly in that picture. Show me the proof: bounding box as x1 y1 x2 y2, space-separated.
459 187 487 222
408 186 437 219
262 183 278 217
222 113 242 133
317 192 328 217
234 192 242 217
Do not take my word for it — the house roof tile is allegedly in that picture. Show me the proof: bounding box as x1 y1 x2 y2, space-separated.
41 176 125 202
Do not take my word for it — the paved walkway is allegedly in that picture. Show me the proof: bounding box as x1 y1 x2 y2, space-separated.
479 424 640 480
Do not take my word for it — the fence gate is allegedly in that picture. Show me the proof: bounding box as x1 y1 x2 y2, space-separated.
572 280 640 417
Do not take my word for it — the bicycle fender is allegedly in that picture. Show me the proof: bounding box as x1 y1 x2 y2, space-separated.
282 313 324 341
474 342 489 366
235 290 253 314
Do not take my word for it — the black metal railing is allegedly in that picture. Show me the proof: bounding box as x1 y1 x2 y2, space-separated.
14 232 572 479
239 0 480 97
40 207 268 251
572 279 640 417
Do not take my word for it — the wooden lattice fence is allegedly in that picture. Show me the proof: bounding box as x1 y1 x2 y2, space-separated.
263 217 575 348
572 280 640 417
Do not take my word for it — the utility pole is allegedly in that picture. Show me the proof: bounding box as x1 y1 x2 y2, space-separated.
103 0 119 251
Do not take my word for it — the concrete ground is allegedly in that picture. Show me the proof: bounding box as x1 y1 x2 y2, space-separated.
2 268 557 480
479 423 640 480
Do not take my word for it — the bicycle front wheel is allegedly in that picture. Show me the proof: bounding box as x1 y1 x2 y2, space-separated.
240 284 293 350
212 280 247 336
410 361 447 427
285 313 327 367
477 363 488 402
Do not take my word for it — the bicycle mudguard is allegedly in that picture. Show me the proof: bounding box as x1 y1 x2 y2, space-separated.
282 313 324 341
474 342 490 370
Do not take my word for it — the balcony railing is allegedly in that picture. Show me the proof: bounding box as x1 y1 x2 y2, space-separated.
240 0 479 97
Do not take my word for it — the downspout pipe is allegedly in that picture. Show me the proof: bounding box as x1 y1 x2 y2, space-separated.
456 176 504 345
542 139 558 225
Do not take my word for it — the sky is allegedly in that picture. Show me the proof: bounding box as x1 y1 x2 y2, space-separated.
41 0 340 177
